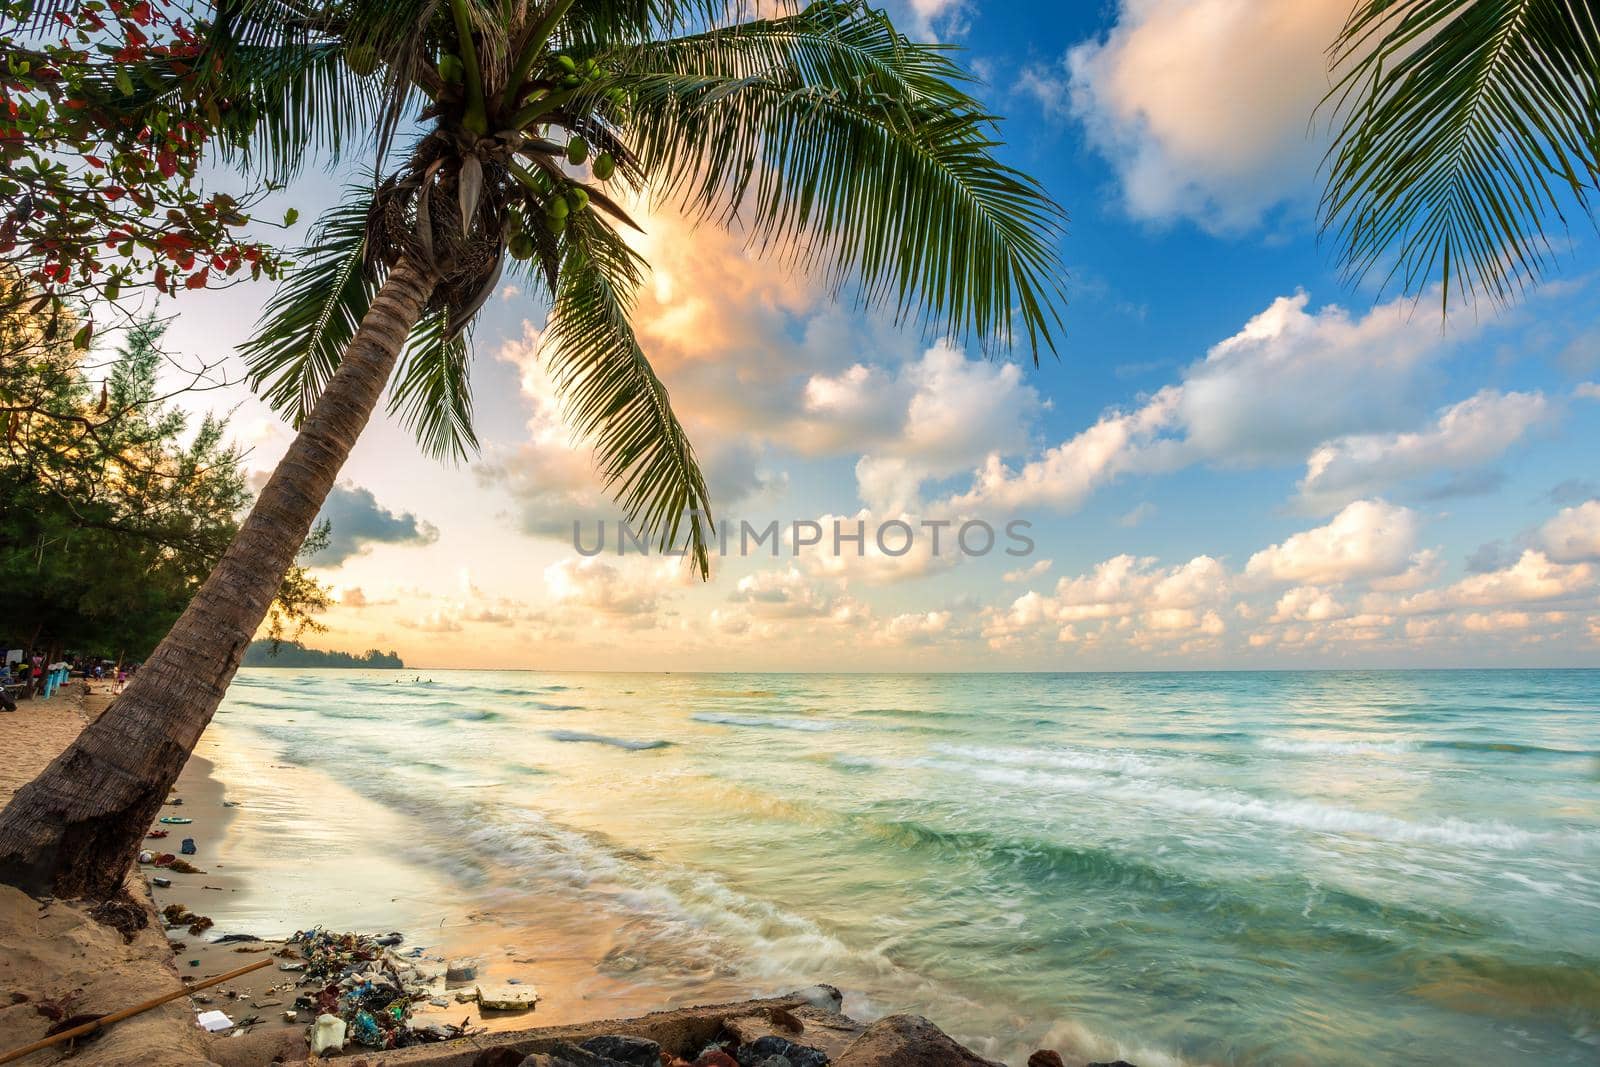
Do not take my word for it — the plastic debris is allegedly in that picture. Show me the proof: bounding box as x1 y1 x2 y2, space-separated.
152 877 172 888
311 1013 347 1054
180 838 197 855
195 1010 233 1032
284 928 477 1050
159 816 193 824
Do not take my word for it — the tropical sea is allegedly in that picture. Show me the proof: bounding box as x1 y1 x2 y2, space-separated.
195 669 1600 1065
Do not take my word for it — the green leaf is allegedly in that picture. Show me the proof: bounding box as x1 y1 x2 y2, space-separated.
611 3 1069 357
543 213 714 577
1321 0 1600 311
242 189 378 425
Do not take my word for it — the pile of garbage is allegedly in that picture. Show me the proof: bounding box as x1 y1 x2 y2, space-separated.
284 927 479 1053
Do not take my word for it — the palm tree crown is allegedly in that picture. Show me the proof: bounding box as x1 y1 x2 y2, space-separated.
220 0 1068 574
1322 0 1600 312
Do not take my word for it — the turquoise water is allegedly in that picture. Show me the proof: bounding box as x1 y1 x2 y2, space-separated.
212 669 1600 1065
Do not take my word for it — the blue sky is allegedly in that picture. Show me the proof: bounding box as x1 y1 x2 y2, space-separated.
159 0 1600 669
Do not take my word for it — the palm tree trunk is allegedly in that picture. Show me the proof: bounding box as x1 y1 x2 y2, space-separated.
0 256 438 900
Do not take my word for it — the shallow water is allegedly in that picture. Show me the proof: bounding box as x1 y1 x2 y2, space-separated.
202 668 1600 1065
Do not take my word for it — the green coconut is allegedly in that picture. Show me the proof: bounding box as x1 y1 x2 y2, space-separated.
554 54 577 73
545 194 570 220
345 45 379 77
437 53 464 83
591 152 615 181
566 136 589 166
569 187 589 212
509 233 535 260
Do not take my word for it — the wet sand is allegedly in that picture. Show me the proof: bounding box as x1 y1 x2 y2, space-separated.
146 723 751 1045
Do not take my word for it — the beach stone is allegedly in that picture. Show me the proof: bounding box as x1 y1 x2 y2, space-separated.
833 1015 1004 1067
579 1034 662 1065
695 1051 739 1067
1028 1053 1066 1067
737 1037 826 1067
477 983 539 1011
446 960 480 982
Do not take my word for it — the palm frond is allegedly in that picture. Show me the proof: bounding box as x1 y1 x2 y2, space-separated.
1321 0 1600 311
605 2 1067 356
388 308 480 460
543 212 714 576
219 40 383 179
240 188 382 424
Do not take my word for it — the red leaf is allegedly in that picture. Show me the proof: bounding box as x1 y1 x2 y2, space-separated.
184 268 209 289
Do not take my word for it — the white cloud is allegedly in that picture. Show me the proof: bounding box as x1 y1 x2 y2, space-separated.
1297 390 1549 510
1246 500 1420 586
1576 382 1600 400
544 557 665 616
1386 550 1595 614
1049 0 1351 230
1004 559 1053 583
985 553 1233 647
1271 586 1347 623
948 292 1457 514
821 343 1039 513
1539 500 1600 563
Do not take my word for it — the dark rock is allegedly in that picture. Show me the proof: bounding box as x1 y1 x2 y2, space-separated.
1086 1062 1138 1067
1028 1053 1066 1067
579 1035 662 1066
520 1043 633 1067
834 1015 1004 1067
737 1036 828 1067
472 1050 525 1067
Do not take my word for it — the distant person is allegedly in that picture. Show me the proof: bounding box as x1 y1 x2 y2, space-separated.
114 667 127 695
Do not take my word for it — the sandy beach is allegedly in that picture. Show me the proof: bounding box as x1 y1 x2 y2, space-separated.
0 684 848 1066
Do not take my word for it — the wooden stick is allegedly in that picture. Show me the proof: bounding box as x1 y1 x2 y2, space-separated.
0 956 273 1064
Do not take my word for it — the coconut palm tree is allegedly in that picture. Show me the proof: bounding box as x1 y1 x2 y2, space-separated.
1322 0 1600 312
0 0 1067 898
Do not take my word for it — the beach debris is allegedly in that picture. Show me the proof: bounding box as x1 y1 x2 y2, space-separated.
579 1035 661 1065
454 990 478 1004
167 797 184 806
311 1013 346 1054
279 962 306 972
282 1010 298 1022
180 838 197 855
445 961 478 983
152 877 172 888
374 931 404 946
159 816 193 824
189 960 201 968
282 928 479 1050
195 1010 233 1033
160 904 213 936
475 984 538 1012
31 991 82 1023
146 829 169 839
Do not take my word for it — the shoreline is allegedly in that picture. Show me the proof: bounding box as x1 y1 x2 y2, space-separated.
2 683 1049 1066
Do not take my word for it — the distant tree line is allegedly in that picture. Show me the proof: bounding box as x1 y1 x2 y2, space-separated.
0 283 330 661
241 640 403 669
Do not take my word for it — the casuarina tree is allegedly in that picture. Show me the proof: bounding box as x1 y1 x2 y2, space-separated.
0 0 1067 898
